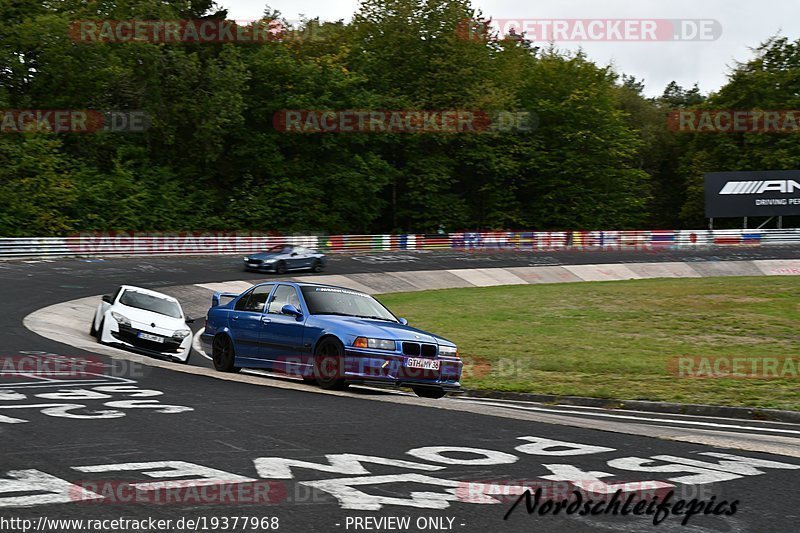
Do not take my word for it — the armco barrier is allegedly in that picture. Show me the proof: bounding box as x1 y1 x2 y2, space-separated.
0 229 798 259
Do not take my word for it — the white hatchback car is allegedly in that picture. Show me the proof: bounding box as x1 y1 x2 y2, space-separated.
90 285 194 363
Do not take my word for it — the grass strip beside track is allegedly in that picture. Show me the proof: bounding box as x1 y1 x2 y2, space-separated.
379 277 800 411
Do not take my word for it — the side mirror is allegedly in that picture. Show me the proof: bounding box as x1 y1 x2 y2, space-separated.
102 294 113 304
185 318 196 324
291 252 298 256
281 304 303 318
398 318 408 326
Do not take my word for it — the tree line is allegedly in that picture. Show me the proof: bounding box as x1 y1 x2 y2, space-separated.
1 0 798 236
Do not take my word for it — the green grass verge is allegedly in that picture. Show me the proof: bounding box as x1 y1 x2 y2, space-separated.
379 277 800 411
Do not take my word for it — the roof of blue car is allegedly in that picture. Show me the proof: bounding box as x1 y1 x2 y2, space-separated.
257 280 367 293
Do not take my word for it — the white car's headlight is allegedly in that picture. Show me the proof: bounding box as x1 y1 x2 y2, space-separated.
439 345 458 357
172 329 191 339
110 311 130 327
354 337 396 350
264 258 276 263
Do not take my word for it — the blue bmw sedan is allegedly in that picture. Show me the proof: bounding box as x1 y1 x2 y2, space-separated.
201 282 462 398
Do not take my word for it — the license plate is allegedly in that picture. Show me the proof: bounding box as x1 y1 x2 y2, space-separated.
405 358 440 370
137 332 164 343
247 263 258 267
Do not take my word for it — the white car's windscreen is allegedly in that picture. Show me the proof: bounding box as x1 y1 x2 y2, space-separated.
119 290 182 319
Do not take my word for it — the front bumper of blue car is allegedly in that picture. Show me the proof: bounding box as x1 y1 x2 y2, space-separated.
340 347 463 390
243 259 277 271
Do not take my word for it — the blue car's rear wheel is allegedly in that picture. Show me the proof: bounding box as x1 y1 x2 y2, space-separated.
212 335 240 373
314 338 348 390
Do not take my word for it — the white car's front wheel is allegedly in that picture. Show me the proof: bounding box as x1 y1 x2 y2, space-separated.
95 318 105 342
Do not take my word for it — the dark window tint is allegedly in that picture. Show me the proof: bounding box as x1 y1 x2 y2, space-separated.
235 284 273 312
234 289 254 311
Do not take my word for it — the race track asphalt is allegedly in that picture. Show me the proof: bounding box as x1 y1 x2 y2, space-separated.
1 247 800 533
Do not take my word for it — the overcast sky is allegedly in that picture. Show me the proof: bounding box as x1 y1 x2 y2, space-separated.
220 0 796 97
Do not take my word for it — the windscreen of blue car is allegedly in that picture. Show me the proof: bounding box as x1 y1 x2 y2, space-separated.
265 245 292 253
301 287 397 322
119 290 183 318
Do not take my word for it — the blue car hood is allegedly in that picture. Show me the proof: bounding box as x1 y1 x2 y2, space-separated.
248 252 282 259
314 316 454 345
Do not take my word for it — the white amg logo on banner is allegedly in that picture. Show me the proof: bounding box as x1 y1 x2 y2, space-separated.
719 180 800 195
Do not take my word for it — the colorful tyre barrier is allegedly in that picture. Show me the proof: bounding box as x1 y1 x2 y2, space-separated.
0 228 797 259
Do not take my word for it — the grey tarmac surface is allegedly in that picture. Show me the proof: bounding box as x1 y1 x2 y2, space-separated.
2 247 800 533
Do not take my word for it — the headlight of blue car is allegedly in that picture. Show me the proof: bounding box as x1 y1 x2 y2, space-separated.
354 337 396 350
439 345 458 357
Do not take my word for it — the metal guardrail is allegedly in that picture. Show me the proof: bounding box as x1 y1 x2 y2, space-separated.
0 229 798 259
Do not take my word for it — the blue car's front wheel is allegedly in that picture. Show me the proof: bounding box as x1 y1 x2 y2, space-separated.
313 338 348 390
413 387 447 399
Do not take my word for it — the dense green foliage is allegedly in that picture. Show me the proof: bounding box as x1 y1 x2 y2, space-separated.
0 0 797 235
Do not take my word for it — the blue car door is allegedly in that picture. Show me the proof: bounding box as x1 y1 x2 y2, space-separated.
258 284 308 375
228 284 274 365
291 248 311 269
286 249 303 269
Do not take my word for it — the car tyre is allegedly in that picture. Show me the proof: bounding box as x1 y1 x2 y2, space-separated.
311 259 323 273
95 318 105 342
275 261 287 275
212 335 241 373
90 319 97 337
412 387 447 399
313 338 349 390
